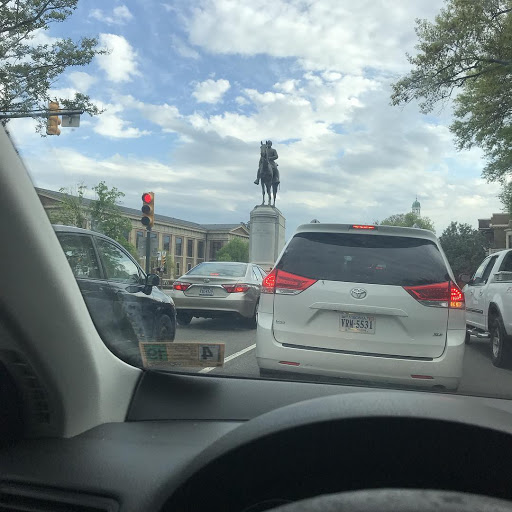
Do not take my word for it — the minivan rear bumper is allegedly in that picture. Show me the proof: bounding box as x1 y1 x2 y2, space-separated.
256 312 464 391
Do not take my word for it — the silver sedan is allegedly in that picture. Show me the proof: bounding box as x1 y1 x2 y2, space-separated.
170 262 267 328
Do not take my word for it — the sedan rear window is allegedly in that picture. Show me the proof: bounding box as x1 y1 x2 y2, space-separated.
277 233 449 286
187 262 248 277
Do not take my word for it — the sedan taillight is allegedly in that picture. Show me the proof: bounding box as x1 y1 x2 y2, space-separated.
222 284 249 293
173 282 191 291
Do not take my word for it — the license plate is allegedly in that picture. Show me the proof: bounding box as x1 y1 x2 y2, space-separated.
199 287 214 296
340 313 376 334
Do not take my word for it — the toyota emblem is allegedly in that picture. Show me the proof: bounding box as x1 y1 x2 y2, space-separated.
350 288 367 299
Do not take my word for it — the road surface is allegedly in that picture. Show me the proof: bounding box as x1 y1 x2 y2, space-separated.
174 317 512 398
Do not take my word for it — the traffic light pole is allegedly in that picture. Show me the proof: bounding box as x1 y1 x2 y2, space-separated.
146 227 152 275
0 109 84 119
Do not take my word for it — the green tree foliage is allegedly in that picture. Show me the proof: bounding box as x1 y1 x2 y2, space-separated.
391 0 512 183
439 221 488 277
48 182 88 227
216 238 249 262
378 212 435 232
0 0 106 132
499 181 512 214
47 181 137 257
90 181 136 256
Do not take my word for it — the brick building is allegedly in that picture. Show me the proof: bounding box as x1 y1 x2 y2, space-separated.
478 213 512 253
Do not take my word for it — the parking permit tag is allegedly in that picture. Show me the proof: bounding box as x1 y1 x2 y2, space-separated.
139 342 225 369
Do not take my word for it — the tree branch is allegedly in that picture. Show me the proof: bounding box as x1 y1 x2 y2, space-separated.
0 1 67 33
490 7 512 20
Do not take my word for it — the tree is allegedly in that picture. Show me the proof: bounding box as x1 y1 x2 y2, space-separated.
90 181 136 256
439 222 488 277
378 212 435 232
216 238 249 262
391 0 512 183
48 182 88 227
499 181 512 214
0 0 106 133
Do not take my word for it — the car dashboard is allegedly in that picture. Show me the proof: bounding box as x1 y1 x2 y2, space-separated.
3 371 512 512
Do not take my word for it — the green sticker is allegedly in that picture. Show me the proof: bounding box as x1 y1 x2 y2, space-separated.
142 343 168 362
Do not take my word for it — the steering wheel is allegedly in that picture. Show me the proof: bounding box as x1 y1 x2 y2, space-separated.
165 392 512 511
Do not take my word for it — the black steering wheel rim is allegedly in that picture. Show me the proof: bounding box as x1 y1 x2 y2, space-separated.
270 489 512 512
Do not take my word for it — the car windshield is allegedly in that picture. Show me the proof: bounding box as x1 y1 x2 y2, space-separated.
186 263 248 277
5 0 512 400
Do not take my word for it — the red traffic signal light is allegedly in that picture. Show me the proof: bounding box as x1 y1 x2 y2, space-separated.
141 192 154 228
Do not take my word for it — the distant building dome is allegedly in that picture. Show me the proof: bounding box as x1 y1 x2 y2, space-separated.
412 196 421 216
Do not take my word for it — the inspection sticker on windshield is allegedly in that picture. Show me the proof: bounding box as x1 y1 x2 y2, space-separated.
139 342 225 369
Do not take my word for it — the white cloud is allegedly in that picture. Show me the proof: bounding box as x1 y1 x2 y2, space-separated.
192 78 231 103
186 72 378 142
68 72 97 93
187 0 444 74
93 102 150 139
29 28 60 46
96 34 140 83
171 35 200 59
89 5 133 25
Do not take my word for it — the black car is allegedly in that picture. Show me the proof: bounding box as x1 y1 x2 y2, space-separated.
53 225 176 364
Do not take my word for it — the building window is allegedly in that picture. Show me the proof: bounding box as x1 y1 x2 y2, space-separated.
187 239 194 257
187 262 192 271
198 240 205 259
176 261 180 276
210 240 223 260
175 237 182 256
163 235 171 252
136 231 145 249
150 232 158 246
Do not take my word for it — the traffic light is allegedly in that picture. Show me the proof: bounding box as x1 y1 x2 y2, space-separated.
141 192 154 228
46 101 61 136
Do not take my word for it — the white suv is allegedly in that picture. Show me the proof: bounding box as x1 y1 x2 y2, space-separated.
256 223 466 391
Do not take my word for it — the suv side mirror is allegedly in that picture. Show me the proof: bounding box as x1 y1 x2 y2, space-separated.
459 273 471 285
146 273 160 287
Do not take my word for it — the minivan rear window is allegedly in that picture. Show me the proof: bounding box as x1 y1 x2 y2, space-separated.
277 233 449 286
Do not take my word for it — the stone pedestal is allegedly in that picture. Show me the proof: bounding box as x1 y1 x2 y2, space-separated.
249 205 286 272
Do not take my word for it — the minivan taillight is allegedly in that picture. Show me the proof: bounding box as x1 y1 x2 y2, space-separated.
262 269 277 294
403 281 465 309
262 269 317 295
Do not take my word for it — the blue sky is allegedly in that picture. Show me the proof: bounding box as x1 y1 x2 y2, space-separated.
9 0 502 235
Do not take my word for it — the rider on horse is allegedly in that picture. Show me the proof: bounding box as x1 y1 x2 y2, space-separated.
254 140 280 185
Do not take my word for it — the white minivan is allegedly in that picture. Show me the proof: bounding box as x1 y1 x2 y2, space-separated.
256 223 466 391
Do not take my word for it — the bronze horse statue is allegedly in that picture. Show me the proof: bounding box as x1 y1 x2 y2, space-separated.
259 141 279 206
